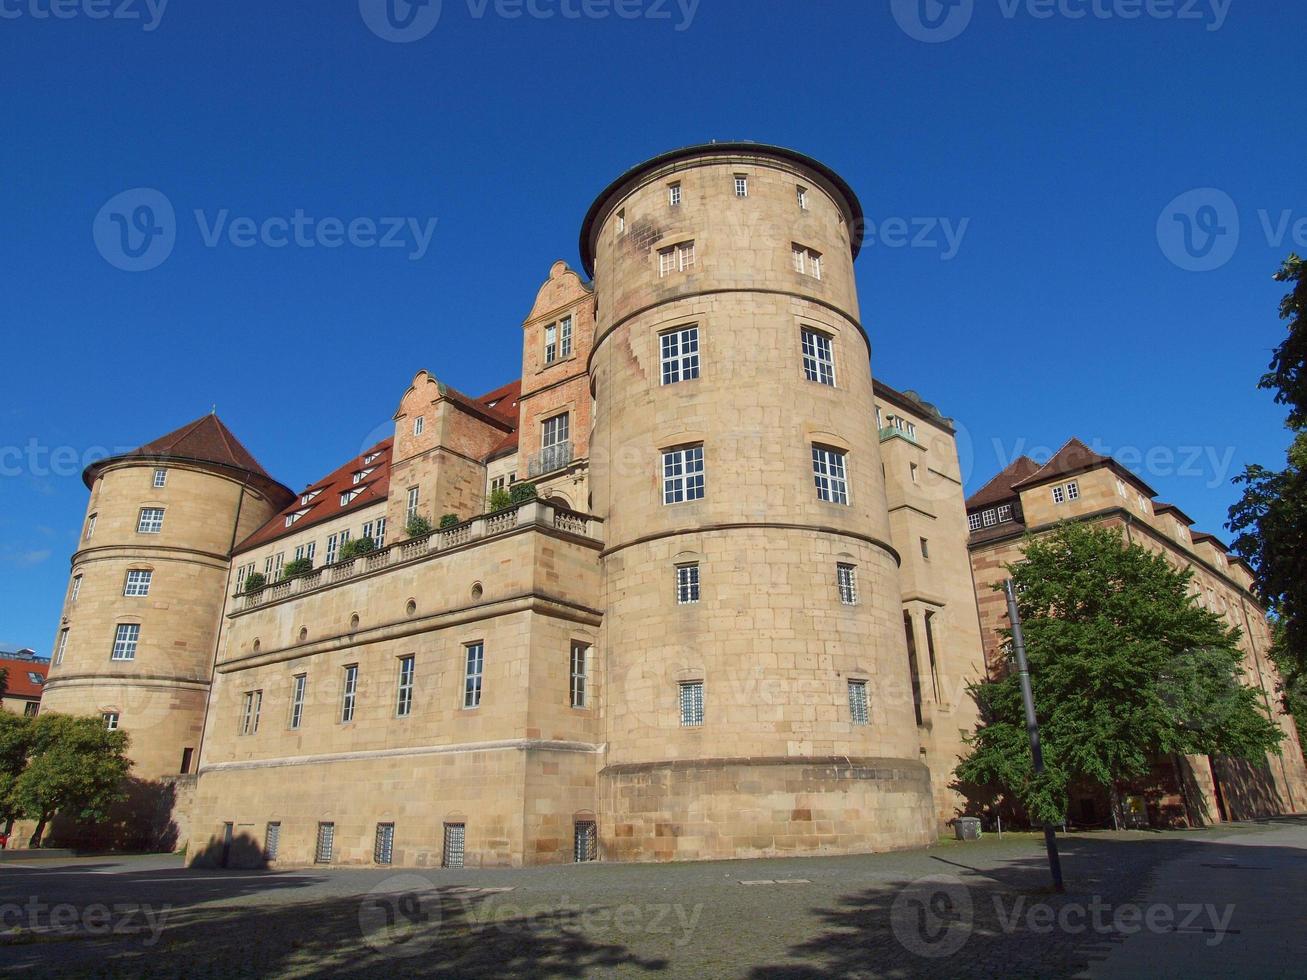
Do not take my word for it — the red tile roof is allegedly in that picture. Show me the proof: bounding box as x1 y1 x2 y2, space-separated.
1 658 47 701
1009 437 1159 497
966 456 1041 510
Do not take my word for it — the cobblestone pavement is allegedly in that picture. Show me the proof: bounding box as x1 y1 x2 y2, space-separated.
1 818 1303 978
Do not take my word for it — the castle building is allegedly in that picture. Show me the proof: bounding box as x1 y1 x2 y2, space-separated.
37 144 1302 864
966 439 1307 825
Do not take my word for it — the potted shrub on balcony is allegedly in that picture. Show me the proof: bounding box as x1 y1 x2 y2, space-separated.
406 514 434 538
439 514 461 529
339 536 376 561
281 557 314 580
241 571 266 594
488 487 513 512
509 482 538 505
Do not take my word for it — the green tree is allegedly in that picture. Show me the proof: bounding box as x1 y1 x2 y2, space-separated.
1229 254 1307 731
10 714 131 847
0 712 34 837
406 514 434 537
956 523 1283 828
487 487 513 512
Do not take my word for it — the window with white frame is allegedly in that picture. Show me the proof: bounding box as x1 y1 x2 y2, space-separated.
968 512 983 531
544 322 558 364
1052 485 1066 505
837 563 858 605
326 533 341 565
997 504 1013 522
660 326 700 385
285 510 307 527
792 244 822 279
352 468 375 485
542 412 570 449
103 711 119 731
290 673 307 729
124 570 152 597
801 328 836 386
662 445 705 504
301 488 322 505
413 416 424 436
340 489 363 507
1116 478 1127 498
55 628 68 665
396 655 415 717
362 518 386 548
569 641 588 708
137 507 164 533
658 240 695 277
341 665 359 723
272 553 284 580
111 624 139 661
886 415 918 440
153 468 167 488
676 564 700 604
1067 481 1080 501
734 174 748 198
406 486 420 520
294 542 316 563
1137 493 1149 513
982 509 999 527
70 574 82 602
812 446 849 504
240 690 262 735
85 513 97 539
616 208 625 234
668 182 681 207
560 315 573 358
797 185 808 210
679 681 704 727
463 642 484 709
848 680 869 725
364 451 382 465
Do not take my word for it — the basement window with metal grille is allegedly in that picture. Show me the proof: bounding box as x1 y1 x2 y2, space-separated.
679 681 704 727
442 823 465 869
848 680 870 726
315 822 334 863
676 564 700 605
265 822 281 861
837 563 858 605
374 823 395 865
574 821 597 862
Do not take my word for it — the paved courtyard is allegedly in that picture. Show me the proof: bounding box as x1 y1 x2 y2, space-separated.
1 818 1304 978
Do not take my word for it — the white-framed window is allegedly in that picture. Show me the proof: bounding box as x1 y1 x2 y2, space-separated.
848 680 870 726
1137 493 1149 514
1067 481 1080 501
658 240 695 277
570 641 588 708
801 328 836 386
362 518 386 548
272 553 284 580
85 513 97 540
837 563 858 605
887 415 918 440
340 489 363 507
364 451 382 465
352 468 375 485
290 673 307 729
374 823 395 866
325 533 340 565
103 711 119 731
792 244 822 279
997 504 1013 522
240 690 262 735
1116 478 1127 498
301 489 321 505
137 507 164 534
668 182 681 207
406 486 420 520
396 654 415 717
662 445 705 504
560 315 573 358
616 208 626 234
542 412 570 449
734 174 748 198
111 624 139 661
70 574 82 602
660 326 700 385
679 681 704 727
294 542 316 562
676 563 700 604
544 322 558 364
812 446 849 504
797 185 809 210
968 512 983 531
55 628 68 665
1052 485 1066 505
341 665 359 723
983 509 999 527
153 468 167 488
413 416 425 436
124 569 152 597
463 642 484 709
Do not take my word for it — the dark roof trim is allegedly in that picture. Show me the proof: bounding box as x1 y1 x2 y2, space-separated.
84 452 293 504
578 142 865 277
873 379 955 435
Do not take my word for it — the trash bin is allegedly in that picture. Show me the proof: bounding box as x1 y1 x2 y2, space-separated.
954 817 982 841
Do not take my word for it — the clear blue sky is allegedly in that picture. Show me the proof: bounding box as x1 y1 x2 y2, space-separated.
2 1 1302 654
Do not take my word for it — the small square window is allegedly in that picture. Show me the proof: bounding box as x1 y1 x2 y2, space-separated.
997 504 1013 523
679 681 704 727
1052 486 1066 505
103 711 119 731
124 569 152 597
982 509 998 528
1067 481 1080 501
676 564 700 604
153 469 167 488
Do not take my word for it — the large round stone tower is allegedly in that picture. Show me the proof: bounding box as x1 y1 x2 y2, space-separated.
42 416 291 796
581 143 935 861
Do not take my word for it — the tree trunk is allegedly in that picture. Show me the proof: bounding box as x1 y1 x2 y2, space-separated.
28 814 49 849
1108 783 1122 831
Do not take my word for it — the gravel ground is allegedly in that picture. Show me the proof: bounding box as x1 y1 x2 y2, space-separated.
1 819 1303 978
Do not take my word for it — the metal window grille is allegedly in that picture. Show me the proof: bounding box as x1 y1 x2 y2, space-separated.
848 681 870 726
137 507 164 533
442 823 465 868
660 326 700 385
265 822 281 860
290 674 306 729
801 329 835 385
812 447 849 504
464 643 484 708
397 656 415 716
374 823 395 865
837 563 858 605
570 642 588 708
574 821 597 862
676 564 700 604
111 624 139 661
679 681 704 727
315 822 334 863
662 445 705 504
341 665 358 722
124 570 152 596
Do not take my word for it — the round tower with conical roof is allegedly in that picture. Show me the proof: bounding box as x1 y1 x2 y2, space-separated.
41 416 292 797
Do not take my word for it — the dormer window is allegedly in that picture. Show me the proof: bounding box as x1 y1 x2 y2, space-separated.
285 509 309 527
340 489 363 507
363 452 382 465
300 489 321 506
352 468 375 485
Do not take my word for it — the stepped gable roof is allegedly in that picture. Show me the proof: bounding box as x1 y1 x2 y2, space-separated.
82 414 293 502
235 438 393 555
966 456 1042 510
1010 437 1159 497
